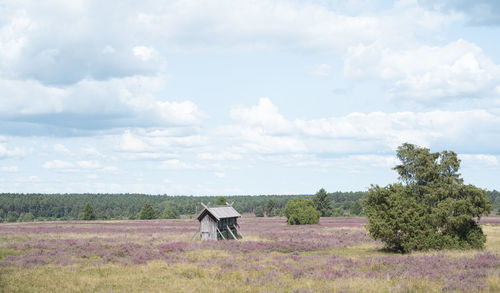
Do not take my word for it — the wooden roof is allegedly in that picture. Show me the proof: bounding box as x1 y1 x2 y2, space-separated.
197 204 241 221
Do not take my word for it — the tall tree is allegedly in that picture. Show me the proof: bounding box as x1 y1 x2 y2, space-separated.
139 202 156 220
313 188 331 217
365 143 492 253
215 196 227 206
265 199 275 217
162 206 178 219
254 206 264 217
82 202 96 220
350 200 363 216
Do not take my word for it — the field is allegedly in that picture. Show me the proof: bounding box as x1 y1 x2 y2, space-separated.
1 217 500 293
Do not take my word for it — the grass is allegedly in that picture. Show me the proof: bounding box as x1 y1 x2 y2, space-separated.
0 261 447 293
0 248 21 259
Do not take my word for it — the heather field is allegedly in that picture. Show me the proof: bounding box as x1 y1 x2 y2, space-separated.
1 217 500 292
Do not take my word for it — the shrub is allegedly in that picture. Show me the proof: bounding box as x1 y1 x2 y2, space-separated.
365 143 492 253
284 197 320 225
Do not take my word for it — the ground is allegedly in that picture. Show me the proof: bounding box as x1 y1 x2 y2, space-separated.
1 216 499 292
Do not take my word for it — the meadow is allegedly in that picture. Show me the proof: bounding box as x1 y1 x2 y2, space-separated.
1 216 500 292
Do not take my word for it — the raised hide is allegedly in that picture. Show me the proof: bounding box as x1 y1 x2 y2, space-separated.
200 214 217 241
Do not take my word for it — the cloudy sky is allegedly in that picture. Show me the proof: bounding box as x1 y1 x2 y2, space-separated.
1 0 500 195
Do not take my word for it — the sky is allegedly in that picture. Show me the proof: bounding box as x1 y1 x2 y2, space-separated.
1 0 500 195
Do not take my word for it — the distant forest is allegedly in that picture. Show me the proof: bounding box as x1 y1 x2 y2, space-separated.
0 190 498 222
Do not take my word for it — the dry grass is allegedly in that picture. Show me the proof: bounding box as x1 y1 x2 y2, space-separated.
0 261 447 293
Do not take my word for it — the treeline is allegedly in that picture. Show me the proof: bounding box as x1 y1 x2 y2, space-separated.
487 190 500 213
1 190 498 222
0 193 302 222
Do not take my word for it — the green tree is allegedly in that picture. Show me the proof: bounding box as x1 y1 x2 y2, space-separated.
331 207 344 217
365 143 492 253
6 211 19 222
139 202 156 220
18 212 34 222
313 188 331 217
82 202 97 220
284 197 320 225
215 196 227 206
265 199 275 217
162 206 178 219
350 200 363 216
254 206 265 217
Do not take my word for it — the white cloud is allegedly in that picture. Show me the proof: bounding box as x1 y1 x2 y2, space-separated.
102 45 116 54
81 146 106 158
118 129 208 154
42 160 74 169
230 98 294 134
0 166 19 172
0 142 30 158
120 130 151 152
124 152 178 160
102 166 119 172
159 159 200 170
87 174 98 180
214 172 225 178
0 75 206 134
344 39 500 103
53 144 71 155
198 152 242 161
132 46 157 61
308 64 331 76
460 154 499 167
224 98 500 155
76 160 101 169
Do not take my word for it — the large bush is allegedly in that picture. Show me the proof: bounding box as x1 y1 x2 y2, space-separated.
284 197 320 225
365 143 492 253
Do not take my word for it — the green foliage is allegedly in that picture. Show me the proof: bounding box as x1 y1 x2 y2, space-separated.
331 207 345 217
350 200 363 216
254 206 265 217
6 211 19 222
139 202 156 220
215 196 227 206
162 206 178 219
264 199 275 217
0 192 366 221
18 212 34 222
284 198 320 225
0 248 21 260
82 202 96 220
365 143 492 253
313 188 331 216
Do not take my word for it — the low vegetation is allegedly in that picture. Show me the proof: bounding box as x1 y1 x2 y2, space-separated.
1 217 500 292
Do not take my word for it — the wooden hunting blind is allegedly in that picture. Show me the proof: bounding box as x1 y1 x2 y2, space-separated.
195 203 244 241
